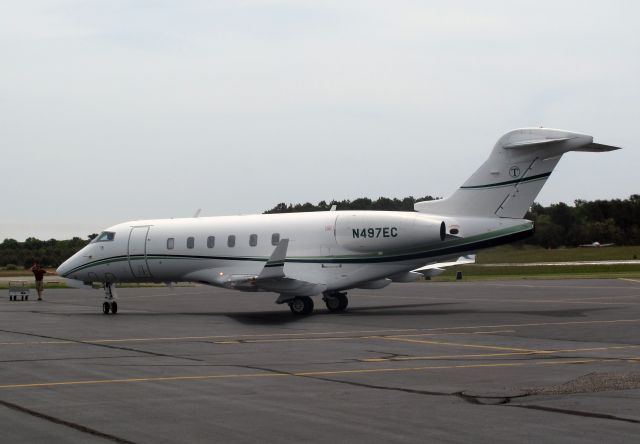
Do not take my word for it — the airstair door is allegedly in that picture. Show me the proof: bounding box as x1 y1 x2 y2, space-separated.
128 226 152 278
321 214 341 269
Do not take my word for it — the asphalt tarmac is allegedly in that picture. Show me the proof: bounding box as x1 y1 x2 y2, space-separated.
1 279 640 443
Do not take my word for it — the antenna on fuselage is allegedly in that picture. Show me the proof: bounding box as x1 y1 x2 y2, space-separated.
193 208 202 218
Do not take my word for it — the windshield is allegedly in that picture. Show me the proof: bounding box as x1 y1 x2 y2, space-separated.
94 231 116 242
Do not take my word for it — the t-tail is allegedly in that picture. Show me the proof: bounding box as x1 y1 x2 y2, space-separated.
415 128 620 218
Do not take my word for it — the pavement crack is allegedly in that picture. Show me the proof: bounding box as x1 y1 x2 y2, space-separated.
0 398 137 443
509 404 640 424
302 375 455 397
456 392 524 406
237 364 456 397
0 328 203 363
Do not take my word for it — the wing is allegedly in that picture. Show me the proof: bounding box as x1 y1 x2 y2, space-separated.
182 239 326 297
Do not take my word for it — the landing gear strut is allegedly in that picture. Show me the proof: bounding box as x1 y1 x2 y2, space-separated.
288 296 314 315
102 283 118 315
323 292 348 312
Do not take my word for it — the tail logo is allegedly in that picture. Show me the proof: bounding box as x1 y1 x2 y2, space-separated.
508 166 521 178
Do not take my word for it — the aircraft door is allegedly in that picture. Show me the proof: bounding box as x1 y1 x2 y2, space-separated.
128 226 152 278
321 214 341 269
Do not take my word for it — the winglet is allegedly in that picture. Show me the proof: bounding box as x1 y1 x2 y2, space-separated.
258 239 289 280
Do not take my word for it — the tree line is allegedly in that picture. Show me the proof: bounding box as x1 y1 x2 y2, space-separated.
526 195 640 248
266 194 640 248
0 236 93 270
1 195 638 268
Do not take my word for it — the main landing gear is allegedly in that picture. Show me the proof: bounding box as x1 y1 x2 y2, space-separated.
288 296 314 315
102 283 118 315
283 292 349 316
323 292 348 312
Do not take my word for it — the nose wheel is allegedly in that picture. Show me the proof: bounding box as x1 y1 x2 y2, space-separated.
102 301 118 314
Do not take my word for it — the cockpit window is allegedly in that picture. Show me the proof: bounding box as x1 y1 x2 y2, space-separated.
94 231 115 242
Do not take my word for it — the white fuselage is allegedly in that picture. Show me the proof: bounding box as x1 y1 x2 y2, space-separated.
57 210 533 294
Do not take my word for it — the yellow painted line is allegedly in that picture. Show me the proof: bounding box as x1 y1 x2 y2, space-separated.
0 372 288 389
1 357 637 390
361 344 640 362
443 297 636 306
0 329 424 347
486 282 640 290
0 330 514 347
363 293 640 305
1 319 639 347
216 330 517 345
391 330 516 339
381 337 540 352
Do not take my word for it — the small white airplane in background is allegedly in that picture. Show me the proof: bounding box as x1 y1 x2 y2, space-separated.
579 241 615 247
57 128 620 315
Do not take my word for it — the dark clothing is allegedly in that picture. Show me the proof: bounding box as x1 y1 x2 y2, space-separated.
32 269 46 281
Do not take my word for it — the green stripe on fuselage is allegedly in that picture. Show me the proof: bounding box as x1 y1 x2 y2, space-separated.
460 172 551 190
61 223 533 277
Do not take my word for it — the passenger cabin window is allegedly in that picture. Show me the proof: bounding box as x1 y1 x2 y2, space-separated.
207 236 215 248
228 235 236 247
167 238 175 250
271 233 280 246
187 237 195 249
249 234 258 247
95 231 115 242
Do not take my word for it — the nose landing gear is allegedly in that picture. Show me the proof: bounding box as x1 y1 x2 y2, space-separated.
102 283 118 315
102 301 118 314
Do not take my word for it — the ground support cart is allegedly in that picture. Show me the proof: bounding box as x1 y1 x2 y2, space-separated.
8 281 30 301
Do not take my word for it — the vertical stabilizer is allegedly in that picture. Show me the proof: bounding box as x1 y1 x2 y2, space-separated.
415 128 620 218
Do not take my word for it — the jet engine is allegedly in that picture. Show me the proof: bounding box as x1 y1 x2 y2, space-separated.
335 212 456 253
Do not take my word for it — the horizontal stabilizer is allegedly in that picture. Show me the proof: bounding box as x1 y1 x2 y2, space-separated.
573 142 621 152
503 137 572 149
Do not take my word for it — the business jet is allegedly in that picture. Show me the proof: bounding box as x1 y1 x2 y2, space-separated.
56 128 619 315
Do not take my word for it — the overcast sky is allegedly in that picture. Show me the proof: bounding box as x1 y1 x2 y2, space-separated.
1 0 638 241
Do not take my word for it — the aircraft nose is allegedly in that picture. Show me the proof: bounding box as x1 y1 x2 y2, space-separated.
56 259 71 277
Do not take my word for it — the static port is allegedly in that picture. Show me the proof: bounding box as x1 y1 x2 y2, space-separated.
450 228 459 235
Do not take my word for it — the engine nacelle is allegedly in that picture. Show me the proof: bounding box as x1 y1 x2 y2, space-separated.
335 212 453 253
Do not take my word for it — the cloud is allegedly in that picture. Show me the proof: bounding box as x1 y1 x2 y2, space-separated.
1 0 638 240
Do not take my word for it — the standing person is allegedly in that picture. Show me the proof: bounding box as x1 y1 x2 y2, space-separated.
30 262 48 301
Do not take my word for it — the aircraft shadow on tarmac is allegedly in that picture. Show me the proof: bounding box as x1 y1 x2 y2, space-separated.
52 303 614 326
226 304 614 325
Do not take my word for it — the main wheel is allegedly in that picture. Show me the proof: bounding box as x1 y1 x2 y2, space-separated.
289 296 314 315
324 293 348 312
110 301 118 314
102 302 110 314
